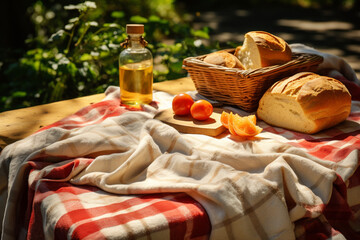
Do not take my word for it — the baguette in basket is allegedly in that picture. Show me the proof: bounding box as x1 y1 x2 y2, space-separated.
182 31 323 112
204 51 245 69
202 31 292 70
235 31 292 69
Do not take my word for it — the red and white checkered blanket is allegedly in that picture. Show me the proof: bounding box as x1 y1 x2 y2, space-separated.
1 62 360 239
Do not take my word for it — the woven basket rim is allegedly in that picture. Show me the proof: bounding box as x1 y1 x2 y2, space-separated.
182 49 323 78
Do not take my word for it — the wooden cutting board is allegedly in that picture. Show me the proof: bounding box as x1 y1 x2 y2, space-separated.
154 108 227 136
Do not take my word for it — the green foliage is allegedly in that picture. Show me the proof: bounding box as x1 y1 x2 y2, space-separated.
1 1 215 111
2 0 355 112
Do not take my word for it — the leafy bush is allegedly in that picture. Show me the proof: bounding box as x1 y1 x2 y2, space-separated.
1 1 215 111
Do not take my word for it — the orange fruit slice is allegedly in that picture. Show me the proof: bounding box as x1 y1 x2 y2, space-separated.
232 116 261 137
228 112 238 136
220 111 262 137
247 115 256 125
220 111 230 129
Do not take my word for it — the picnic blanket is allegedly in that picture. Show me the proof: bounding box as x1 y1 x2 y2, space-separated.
1 47 360 240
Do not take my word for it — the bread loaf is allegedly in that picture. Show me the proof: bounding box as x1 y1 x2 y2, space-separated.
235 31 292 70
204 51 244 69
257 72 351 134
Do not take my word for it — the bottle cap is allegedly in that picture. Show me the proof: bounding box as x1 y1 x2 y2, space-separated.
126 24 144 34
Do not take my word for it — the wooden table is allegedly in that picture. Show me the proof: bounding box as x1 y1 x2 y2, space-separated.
0 77 196 149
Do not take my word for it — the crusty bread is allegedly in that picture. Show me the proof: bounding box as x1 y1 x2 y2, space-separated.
204 51 245 69
235 31 292 70
257 72 351 134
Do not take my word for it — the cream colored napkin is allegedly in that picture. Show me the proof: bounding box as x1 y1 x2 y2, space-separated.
290 43 359 85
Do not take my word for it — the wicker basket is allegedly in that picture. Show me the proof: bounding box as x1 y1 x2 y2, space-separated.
182 49 323 112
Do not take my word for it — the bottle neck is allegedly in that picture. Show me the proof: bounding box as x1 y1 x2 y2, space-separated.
128 34 143 49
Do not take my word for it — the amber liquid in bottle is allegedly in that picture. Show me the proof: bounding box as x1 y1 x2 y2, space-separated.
119 61 153 105
119 24 153 106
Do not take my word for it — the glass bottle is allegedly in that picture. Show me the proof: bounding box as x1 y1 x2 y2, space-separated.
119 24 153 106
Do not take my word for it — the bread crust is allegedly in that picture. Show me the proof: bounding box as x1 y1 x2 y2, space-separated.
247 31 292 67
234 46 242 59
203 51 244 69
257 72 351 134
235 31 292 69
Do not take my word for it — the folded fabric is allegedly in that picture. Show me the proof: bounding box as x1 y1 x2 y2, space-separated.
1 86 360 240
324 69 360 101
290 43 360 85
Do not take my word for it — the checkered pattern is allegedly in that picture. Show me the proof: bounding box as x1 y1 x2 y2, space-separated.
26 177 209 240
1 79 360 240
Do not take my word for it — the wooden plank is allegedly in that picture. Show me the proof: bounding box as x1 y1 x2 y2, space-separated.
0 78 196 149
0 94 105 148
153 77 195 95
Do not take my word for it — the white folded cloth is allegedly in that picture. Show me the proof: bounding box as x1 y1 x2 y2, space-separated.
290 43 360 85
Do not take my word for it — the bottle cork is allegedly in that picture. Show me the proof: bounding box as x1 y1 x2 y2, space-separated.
126 24 144 34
